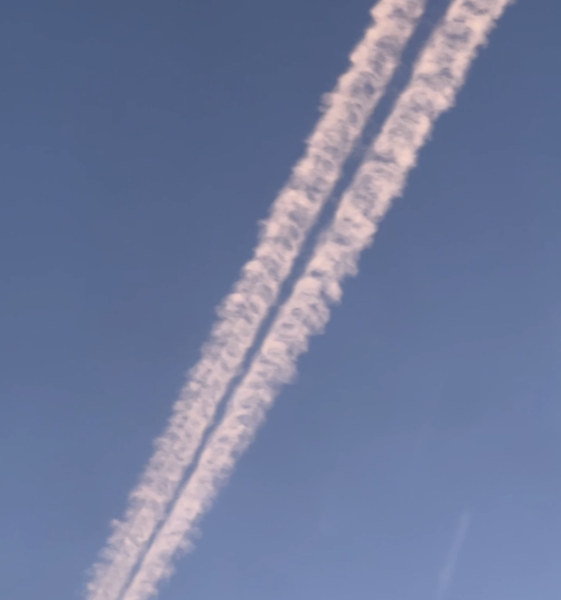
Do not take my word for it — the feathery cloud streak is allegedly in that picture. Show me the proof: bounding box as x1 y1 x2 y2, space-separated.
85 3 427 599
437 511 471 599
121 2 512 598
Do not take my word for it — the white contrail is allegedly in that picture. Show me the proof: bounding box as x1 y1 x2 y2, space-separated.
437 511 471 600
85 3 427 599
120 1 511 598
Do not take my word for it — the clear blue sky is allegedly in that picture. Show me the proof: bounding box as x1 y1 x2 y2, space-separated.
1 1 560 599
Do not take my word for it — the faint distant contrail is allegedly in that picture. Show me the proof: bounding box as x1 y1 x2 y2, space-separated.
120 2 512 598
437 511 471 600
85 3 427 599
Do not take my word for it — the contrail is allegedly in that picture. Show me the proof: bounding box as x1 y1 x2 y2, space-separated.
120 2 511 598
85 3 427 599
437 511 471 600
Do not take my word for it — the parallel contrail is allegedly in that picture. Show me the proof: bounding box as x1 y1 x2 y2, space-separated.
86 3 427 599
120 2 512 598
437 511 471 600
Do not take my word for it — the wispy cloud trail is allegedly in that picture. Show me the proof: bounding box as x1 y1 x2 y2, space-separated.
85 3 426 599
437 511 471 600
120 2 512 598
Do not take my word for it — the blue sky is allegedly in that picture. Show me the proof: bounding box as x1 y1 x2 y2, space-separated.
1 1 560 599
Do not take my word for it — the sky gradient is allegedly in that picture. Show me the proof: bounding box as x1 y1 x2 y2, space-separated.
1 1 560 599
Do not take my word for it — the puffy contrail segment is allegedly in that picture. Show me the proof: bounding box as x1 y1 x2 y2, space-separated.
86 3 426 599
121 1 512 599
